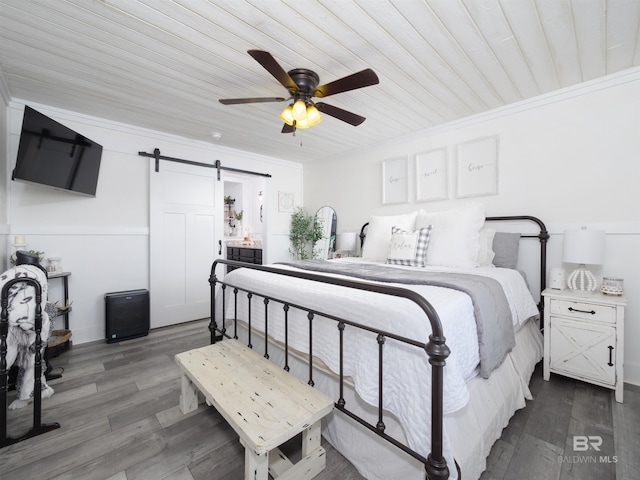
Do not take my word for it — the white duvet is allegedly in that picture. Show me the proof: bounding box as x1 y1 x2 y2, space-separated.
215 259 539 462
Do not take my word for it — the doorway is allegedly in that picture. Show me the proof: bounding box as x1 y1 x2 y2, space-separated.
223 174 266 250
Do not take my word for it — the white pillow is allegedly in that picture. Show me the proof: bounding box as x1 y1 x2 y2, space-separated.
477 227 496 268
415 203 485 267
386 226 432 267
361 211 417 262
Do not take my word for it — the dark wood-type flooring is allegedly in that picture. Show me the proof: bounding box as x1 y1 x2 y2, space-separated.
2 319 638 479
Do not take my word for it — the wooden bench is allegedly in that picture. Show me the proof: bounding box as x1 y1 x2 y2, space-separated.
175 339 334 480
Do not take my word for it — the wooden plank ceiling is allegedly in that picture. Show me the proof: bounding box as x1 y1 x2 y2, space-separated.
1 0 639 163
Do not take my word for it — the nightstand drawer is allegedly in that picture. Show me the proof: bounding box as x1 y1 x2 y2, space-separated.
550 298 616 323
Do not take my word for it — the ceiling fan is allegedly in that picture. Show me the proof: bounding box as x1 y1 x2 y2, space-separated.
219 50 379 133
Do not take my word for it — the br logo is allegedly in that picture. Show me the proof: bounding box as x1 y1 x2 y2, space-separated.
573 435 602 452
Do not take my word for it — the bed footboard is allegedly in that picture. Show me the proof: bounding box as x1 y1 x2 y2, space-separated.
209 259 452 480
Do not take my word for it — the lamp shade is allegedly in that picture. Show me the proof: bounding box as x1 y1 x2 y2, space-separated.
305 105 322 126
563 228 605 265
295 116 310 129
337 232 357 253
292 99 307 121
279 102 322 129
279 105 295 125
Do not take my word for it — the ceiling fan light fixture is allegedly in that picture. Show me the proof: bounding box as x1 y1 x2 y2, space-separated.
292 99 307 121
220 50 378 134
298 116 315 129
279 105 295 125
305 104 322 126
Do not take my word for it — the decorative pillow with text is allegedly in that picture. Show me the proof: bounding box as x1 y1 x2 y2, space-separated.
386 226 432 267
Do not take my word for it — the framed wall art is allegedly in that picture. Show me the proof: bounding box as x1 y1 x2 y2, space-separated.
415 148 448 202
278 191 295 212
382 156 409 205
455 135 498 198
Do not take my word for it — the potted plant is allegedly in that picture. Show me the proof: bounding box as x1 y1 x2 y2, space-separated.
288 207 324 259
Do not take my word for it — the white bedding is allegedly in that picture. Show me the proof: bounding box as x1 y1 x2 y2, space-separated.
215 259 539 470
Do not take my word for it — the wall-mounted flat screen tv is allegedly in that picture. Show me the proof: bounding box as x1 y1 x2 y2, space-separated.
12 106 103 196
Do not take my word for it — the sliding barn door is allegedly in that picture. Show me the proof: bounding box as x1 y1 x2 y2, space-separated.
149 160 223 328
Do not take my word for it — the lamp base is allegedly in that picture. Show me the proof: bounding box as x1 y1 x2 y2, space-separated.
567 264 597 291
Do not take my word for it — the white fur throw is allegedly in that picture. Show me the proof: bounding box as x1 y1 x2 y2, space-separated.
0 265 53 409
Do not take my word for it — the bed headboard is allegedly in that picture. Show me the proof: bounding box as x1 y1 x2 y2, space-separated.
359 215 549 312
484 216 549 295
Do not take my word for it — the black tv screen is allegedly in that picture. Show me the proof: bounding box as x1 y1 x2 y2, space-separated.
12 106 103 196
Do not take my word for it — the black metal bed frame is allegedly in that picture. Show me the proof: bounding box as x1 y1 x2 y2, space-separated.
209 215 548 480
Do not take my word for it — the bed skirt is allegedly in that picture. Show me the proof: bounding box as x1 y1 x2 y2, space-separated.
225 317 542 480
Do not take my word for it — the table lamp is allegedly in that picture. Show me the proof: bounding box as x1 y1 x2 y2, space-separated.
336 232 357 257
563 227 605 291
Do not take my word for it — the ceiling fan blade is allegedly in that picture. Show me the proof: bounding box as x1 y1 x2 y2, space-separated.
219 97 286 105
316 102 366 126
313 68 379 98
281 123 296 134
248 50 298 92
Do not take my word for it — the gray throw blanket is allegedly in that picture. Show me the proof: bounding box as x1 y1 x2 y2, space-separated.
278 260 515 378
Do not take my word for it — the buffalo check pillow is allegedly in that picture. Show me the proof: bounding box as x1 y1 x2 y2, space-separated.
386 226 432 267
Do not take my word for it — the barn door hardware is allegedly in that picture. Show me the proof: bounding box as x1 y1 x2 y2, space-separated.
138 149 271 180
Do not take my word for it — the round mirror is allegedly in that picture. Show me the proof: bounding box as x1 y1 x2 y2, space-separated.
313 206 337 260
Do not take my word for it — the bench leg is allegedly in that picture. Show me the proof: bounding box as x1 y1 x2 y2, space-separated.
179 373 199 414
245 446 269 480
302 420 322 457
273 421 326 480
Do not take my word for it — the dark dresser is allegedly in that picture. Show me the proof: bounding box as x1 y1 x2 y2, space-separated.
226 245 262 272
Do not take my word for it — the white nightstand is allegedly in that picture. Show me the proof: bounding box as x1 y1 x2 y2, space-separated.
542 288 626 403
